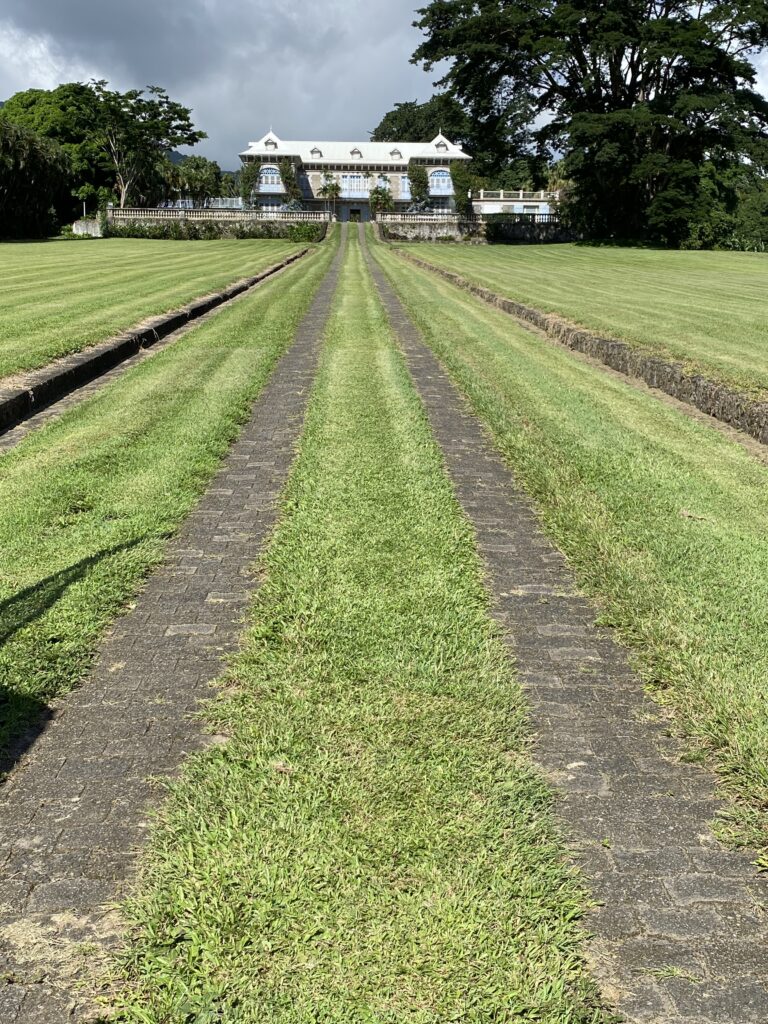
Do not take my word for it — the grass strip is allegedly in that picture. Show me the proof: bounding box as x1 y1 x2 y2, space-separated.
403 242 768 399
0 238 303 380
374 236 768 861
0 237 337 756
110 231 607 1023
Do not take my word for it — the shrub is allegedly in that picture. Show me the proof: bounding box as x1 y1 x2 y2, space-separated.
103 217 325 243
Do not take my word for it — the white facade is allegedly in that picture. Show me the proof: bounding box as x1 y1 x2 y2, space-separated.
471 189 558 217
239 131 471 220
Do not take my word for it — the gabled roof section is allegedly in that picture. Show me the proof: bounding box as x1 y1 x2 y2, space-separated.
240 131 470 165
431 132 452 152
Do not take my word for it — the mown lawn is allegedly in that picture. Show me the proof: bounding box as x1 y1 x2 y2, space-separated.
374 237 768 861
0 237 304 380
404 242 768 398
0 238 335 756
111 232 607 1023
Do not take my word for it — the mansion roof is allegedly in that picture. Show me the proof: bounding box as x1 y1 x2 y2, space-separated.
240 131 470 166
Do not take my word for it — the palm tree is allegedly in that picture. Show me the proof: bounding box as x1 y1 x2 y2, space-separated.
369 183 394 219
318 172 341 219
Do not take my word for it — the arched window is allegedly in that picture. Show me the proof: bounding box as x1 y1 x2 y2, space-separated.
429 169 453 194
259 165 281 186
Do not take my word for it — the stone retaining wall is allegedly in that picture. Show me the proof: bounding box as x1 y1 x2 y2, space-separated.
72 218 102 237
0 248 310 434
401 251 768 445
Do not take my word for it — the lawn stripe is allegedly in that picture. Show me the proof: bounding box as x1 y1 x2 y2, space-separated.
108 223 607 1023
0 238 304 380
398 242 768 398
394 245 768 448
364 226 768 1023
0 228 347 1023
0 247 310 450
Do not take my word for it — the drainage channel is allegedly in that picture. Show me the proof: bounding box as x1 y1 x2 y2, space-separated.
0 247 311 453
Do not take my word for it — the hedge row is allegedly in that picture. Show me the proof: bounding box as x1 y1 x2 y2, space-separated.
103 219 325 243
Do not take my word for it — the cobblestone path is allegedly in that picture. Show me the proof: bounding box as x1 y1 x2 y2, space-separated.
0 228 346 1023
362 227 768 1024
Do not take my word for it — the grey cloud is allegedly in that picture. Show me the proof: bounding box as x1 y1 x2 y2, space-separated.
0 0 439 166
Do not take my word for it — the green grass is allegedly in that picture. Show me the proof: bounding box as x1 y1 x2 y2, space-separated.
403 242 768 399
0 238 336 756
110 232 607 1023
373 238 768 861
0 238 304 380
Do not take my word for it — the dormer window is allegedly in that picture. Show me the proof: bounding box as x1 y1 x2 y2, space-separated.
436 140 448 152
350 147 362 159
311 146 323 158
390 148 402 159
265 138 278 150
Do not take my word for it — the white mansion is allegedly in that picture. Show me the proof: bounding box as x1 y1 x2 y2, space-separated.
237 130 557 221
239 130 468 221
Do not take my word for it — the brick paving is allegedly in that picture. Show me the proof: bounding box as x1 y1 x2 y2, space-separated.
0 228 345 1022
362 226 768 1024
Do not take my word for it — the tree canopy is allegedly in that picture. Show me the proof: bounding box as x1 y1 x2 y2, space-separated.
89 81 205 207
0 117 70 237
1 80 205 212
412 0 768 243
1 83 110 195
174 155 222 206
370 93 541 182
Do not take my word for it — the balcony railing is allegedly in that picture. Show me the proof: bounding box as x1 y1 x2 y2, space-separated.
429 185 454 196
476 189 558 201
259 183 285 194
340 189 370 199
108 208 331 222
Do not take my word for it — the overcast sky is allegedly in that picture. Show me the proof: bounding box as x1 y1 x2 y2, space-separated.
1 1 766 169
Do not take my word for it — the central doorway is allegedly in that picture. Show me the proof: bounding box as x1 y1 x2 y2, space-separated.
349 208 362 223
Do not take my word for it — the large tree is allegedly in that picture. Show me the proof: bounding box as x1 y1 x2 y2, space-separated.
177 155 222 206
412 0 768 243
1 83 111 216
0 118 70 237
371 94 471 146
89 80 205 207
371 92 538 180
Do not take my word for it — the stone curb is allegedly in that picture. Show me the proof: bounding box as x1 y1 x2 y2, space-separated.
398 249 768 446
0 247 311 434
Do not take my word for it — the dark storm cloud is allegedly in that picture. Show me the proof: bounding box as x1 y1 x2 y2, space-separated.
0 0 440 166
4 2 765 168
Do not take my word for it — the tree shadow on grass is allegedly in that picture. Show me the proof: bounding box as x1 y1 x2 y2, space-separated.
0 538 142 778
